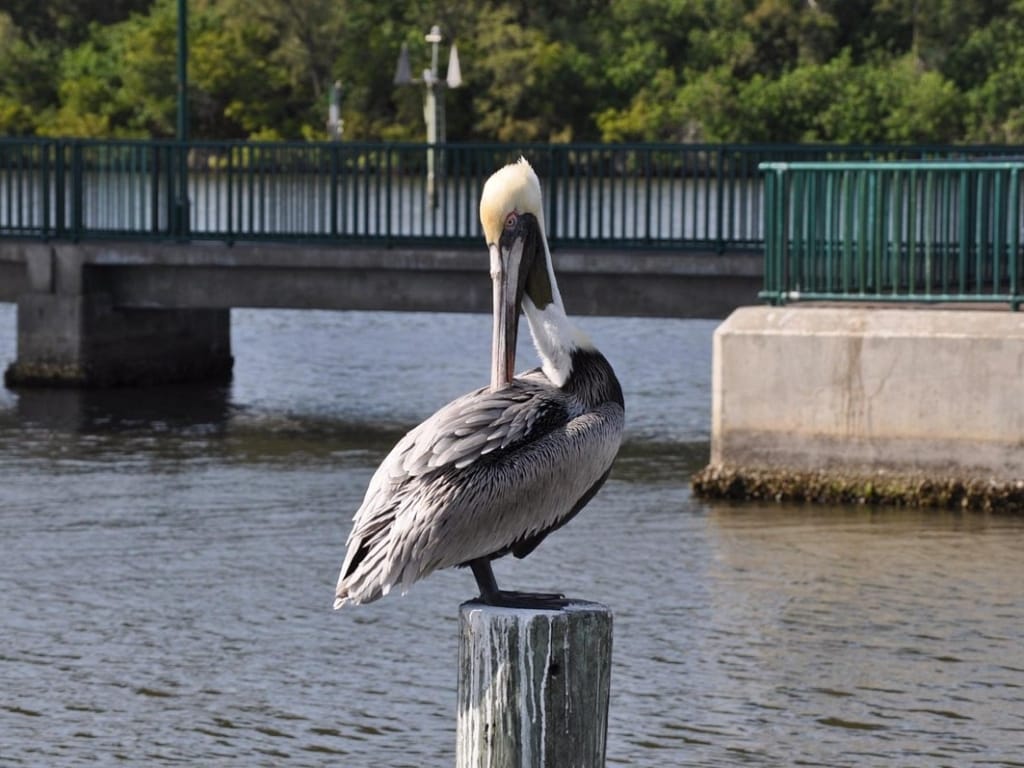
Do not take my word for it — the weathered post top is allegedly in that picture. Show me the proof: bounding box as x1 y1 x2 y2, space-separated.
456 600 613 768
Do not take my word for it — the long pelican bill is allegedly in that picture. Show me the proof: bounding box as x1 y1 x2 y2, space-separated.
489 238 523 390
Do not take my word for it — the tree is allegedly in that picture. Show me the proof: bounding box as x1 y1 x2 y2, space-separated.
961 3 1024 141
0 13 57 134
0 0 1022 143
38 2 179 137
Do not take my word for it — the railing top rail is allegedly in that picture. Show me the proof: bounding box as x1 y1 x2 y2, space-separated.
760 160 1024 172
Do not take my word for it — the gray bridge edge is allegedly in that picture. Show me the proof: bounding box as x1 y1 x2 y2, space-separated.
0 241 763 319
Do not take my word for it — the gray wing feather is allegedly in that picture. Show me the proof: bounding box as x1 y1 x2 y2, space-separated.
399 377 561 475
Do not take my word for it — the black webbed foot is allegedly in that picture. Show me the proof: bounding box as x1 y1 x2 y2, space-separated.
478 589 570 609
468 559 570 610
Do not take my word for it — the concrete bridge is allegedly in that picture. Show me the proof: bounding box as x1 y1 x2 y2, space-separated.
0 240 762 387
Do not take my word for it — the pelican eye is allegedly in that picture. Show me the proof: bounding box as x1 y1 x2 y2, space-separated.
504 212 518 230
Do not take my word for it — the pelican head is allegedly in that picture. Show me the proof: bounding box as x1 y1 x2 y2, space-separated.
479 158 557 390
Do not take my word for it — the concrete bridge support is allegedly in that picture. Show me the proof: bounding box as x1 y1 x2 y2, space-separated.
4 245 232 388
695 305 1024 508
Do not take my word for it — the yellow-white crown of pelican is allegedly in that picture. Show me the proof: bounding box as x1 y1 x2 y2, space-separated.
479 157 546 245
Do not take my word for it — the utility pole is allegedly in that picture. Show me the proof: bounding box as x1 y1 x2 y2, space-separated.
395 25 462 208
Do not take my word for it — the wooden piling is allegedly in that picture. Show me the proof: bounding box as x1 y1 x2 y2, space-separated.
456 600 613 768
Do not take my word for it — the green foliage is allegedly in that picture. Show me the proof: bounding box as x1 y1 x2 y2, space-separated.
0 0 1022 142
0 14 57 134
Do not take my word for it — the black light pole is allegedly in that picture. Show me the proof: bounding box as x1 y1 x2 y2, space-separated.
175 0 189 236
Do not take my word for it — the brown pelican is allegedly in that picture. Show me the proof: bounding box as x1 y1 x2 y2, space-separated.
334 158 624 609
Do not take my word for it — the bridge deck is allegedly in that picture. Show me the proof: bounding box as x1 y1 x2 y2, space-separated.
0 240 762 319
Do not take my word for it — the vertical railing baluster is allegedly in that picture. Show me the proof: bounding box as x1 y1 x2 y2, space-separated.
760 164 774 300
226 144 234 243
909 170 919 297
924 170 935 296
385 146 393 246
329 142 338 240
54 141 65 238
71 141 83 241
552 144 561 247
1010 168 1021 309
958 170 969 294
41 140 51 238
993 170 1004 298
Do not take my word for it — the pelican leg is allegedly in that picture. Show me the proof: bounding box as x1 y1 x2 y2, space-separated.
468 559 568 609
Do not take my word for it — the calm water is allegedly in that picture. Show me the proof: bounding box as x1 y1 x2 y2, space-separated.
1 303 1023 767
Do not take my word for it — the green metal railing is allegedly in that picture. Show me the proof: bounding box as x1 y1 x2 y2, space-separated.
761 162 1024 308
4 138 1020 251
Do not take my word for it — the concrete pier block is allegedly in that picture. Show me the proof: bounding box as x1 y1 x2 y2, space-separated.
5 293 232 388
5 244 233 388
700 306 1024 495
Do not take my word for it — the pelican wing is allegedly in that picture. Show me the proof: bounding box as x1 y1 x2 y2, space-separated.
357 373 570 518
401 376 570 475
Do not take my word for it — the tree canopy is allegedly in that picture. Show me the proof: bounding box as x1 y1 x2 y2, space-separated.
1 0 1023 143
